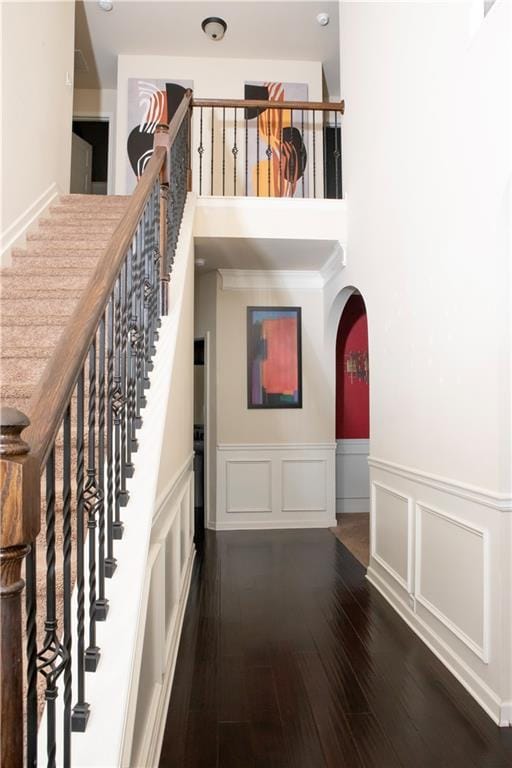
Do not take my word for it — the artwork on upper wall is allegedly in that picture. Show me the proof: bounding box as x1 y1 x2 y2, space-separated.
126 78 193 192
244 81 308 198
247 307 302 409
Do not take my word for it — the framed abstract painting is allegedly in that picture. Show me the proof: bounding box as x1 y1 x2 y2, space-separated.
247 307 302 409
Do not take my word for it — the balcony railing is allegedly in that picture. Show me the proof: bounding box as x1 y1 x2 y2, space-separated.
192 98 344 199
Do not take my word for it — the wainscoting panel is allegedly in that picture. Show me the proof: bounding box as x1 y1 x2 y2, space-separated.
216 444 336 529
336 438 370 513
367 457 512 727
371 481 412 592
416 504 488 662
226 460 272 513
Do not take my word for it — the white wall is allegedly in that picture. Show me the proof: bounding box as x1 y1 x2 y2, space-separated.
198 267 336 530
325 0 511 725
1 0 75 260
115 54 323 194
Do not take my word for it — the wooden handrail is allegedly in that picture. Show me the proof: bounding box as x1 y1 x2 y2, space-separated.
24 89 193 472
192 98 345 114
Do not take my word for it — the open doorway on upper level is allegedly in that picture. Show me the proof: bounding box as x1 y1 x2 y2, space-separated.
70 118 111 194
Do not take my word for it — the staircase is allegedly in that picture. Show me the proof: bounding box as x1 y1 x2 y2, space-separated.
0 195 130 410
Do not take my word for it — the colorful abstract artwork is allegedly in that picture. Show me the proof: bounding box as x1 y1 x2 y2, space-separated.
126 78 193 192
244 82 308 197
247 307 302 409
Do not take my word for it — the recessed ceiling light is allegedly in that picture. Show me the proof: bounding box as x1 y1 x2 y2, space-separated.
195 258 206 268
316 12 329 26
201 17 227 41
98 0 113 11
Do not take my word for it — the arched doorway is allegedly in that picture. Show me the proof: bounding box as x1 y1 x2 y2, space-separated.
332 291 370 567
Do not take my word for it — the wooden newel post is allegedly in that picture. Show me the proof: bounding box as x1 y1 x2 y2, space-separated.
0 407 35 768
154 123 170 316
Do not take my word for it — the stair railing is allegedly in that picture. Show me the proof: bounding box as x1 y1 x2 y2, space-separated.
191 97 345 198
0 88 192 768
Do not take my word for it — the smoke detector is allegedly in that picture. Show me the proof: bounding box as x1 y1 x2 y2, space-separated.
98 1 113 11
316 12 329 26
201 17 227 41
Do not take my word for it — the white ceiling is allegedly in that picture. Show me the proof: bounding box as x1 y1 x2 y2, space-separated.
74 0 340 99
194 236 338 272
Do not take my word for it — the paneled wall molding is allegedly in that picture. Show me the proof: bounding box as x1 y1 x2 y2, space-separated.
153 453 195 529
366 566 509 727
415 502 490 663
1 181 59 265
336 438 370 513
371 480 414 593
215 443 336 530
219 268 324 292
369 456 512 512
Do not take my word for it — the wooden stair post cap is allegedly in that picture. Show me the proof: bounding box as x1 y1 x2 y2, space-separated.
0 407 30 456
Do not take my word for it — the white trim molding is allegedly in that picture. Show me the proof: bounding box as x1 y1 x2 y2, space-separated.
367 458 512 728
369 456 512 512
219 268 324 292
1 182 59 265
415 503 490 664
370 480 414 593
215 443 336 530
336 438 370 514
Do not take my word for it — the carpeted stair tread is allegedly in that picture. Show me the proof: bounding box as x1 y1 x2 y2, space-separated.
27 230 113 243
0 271 91 290
57 193 131 205
38 218 119 233
0 284 83 299
15 242 107 254
11 254 100 270
0 297 78 315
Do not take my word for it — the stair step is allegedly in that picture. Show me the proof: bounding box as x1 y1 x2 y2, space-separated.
57 194 130 205
0 271 91 291
0 283 83 299
0 356 49 386
0 297 78 316
0 325 65 348
11 253 100 270
0 347 54 360
0 313 71 327
48 209 127 222
38 218 118 234
18 242 106 254
27 230 113 243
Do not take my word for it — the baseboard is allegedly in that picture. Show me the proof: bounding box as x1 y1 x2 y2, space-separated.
138 546 196 768
1 182 59 266
366 566 509 727
336 498 369 514
209 519 337 531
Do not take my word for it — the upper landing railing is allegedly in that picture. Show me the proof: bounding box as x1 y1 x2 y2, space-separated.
192 98 345 199
0 89 343 768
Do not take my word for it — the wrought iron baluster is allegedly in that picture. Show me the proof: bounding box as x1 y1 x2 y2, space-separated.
334 110 340 199
222 106 226 196
301 110 305 198
125 245 135 478
312 110 316 199
143 207 152 392
84 340 101 671
112 274 125 541
37 447 63 767
62 406 73 768
198 107 204 195
96 316 109 615
245 112 248 196
71 370 89 731
324 114 327 199
135 220 145 422
256 108 260 196
210 107 214 196
25 537 38 767
119 257 129 508
105 291 117 576
266 109 271 197
279 111 283 198
232 108 238 196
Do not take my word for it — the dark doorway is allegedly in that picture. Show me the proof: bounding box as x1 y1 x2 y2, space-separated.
72 120 109 195
193 339 205 542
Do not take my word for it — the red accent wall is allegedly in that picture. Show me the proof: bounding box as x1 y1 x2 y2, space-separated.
336 295 369 439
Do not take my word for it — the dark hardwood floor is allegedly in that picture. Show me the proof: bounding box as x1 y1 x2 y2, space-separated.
159 529 512 768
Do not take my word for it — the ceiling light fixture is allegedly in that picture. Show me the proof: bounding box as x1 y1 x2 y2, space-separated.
201 17 227 41
98 0 113 11
316 12 329 26
195 258 206 268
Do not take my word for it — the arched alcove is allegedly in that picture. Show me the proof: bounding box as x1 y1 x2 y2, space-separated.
332 290 370 567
